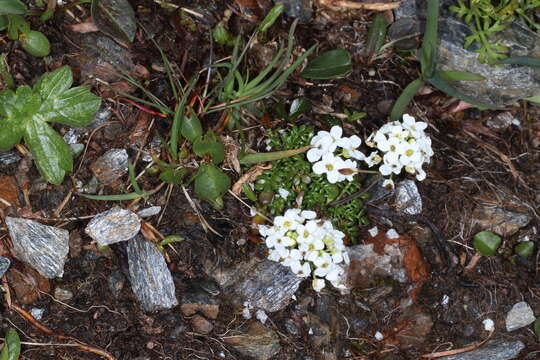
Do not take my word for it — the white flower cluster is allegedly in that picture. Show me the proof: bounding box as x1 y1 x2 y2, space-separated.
306 126 365 184
365 114 433 181
258 208 349 292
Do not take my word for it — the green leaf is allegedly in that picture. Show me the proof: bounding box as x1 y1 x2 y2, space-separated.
524 95 540 105
180 108 203 142
194 164 231 210
365 13 388 60
534 318 540 339
91 0 137 43
79 190 158 200
390 78 424 121
427 74 490 109
0 0 27 15
498 56 540 67
39 86 101 127
7 15 29 40
193 132 225 165
24 115 73 185
20 30 50 57
239 145 310 165
212 21 235 46
159 168 187 185
515 241 535 258
0 328 20 360
258 3 284 33
300 49 352 79
34 66 73 102
128 161 142 194
473 230 502 256
420 0 439 78
0 15 8 31
0 116 24 150
159 235 184 246
436 70 485 82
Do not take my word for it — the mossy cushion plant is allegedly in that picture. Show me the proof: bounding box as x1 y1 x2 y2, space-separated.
0 66 101 184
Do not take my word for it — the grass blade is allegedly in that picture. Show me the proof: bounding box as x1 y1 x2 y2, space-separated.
436 70 485 82
78 189 158 200
421 0 439 78
239 145 311 165
498 56 540 67
390 78 424 121
427 74 490 109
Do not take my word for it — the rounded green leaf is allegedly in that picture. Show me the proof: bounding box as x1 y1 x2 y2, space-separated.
473 231 502 256
0 0 27 15
194 164 230 210
1 328 21 360
193 132 225 165
180 110 203 142
515 241 535 258
300 49 352 79
20 30 50 57
212 22 235 46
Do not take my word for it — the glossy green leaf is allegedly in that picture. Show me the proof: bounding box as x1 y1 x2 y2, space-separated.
473 230 502 256
0 15 8 31
420 0 439 78
180 108 203 142
193 132 225 165
159 168 187 185
34 66 73 102
436 70 485 82
427 74 490 109
300 49 352 79
390 78 424 121
258 3 284 33
498 56 540 67
0 116 24 150
239 145 310 165
515 241 535 258
0 0 27 15
365 13 388 60
91 0 136 43
289 97 311 121
39 86 101 127
534 318 540 339
24 115 73 185
20 30 50 57
7 15 29 40
194 164 230 210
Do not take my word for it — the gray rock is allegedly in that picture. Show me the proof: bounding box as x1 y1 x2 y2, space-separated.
127 235 178 312
181 289 220 319
506 301 535 331
275 0 312 21
0 256 11 277
396 0 540 107
472 200 531 237
81 34 135 81
89 148 128 185
30 308 45 320
190 314 213 334
6 217 69 279
438 340 524 360
395 180 422 215
388 18 421 51
85 206 141 246
206 257 302 313
137 206 161 218
108 270 126 298
284 319 300 336
486 112 518 130
54 287 73 302
0 150 21 166
224 322 281 360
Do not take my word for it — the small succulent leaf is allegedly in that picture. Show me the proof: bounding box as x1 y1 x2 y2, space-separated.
20 30 50 57
24 115 73 184
515 241 535 258
0 0 27 15
40 86 101 127
180 109 203 142
34 66 73 102
194 164 231 210
473 230 501 256
193 132 225 165
91 0 137 43
300 49 352 79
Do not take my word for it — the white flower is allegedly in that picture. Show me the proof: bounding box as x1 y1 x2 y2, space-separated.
267 249 281 262
274 213 299 231
386 228 399 239
301 210 317 220
337 135 365 160
312 153 346 184
364 151 382 167
312 278 326 292
382 179 394 190
307 128 340 162
313 253 333 277
325 264 344 282
291 261 311 277
278 188 290 199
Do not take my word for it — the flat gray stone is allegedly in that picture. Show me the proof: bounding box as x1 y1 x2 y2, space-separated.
472 202 531 237
85 206 141 246
438 340 524 360
206 257 302 313
127 235 178 312
6 217 69 279
0 256 10 277
395 180 422 215
89 148 128 185
224 322 281 360
506 301 535 331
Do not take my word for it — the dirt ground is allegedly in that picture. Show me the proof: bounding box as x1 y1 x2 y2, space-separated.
1 0 540 359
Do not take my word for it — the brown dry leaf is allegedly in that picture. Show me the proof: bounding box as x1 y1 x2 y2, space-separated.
235 0 262 21
129 111 153 149
317 0 400 11
221 135 241 173
231 164 272 195
0 176 20 209
7 266 50 305
69 19 99 33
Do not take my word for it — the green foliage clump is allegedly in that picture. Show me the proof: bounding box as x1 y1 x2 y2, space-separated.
253 125 368 242
450 0 540 64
